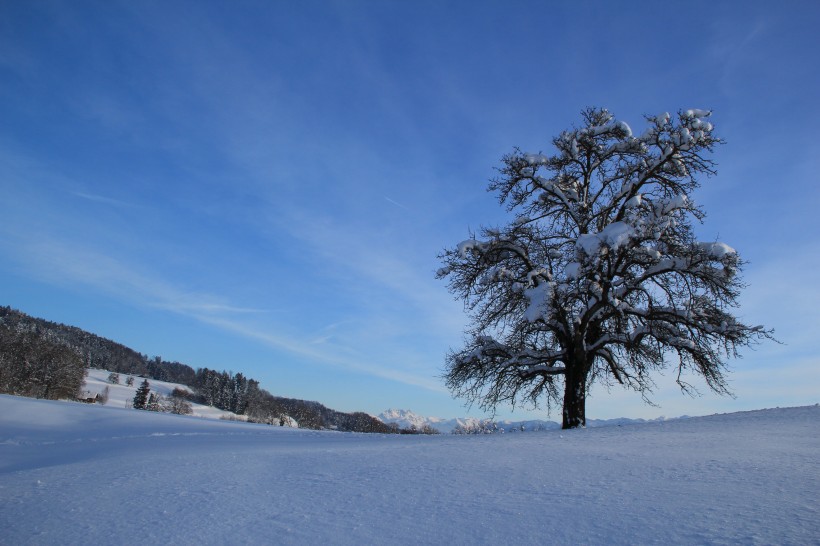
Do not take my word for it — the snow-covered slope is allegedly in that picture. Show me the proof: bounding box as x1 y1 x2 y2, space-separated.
2 395 817 545
81 368 242 420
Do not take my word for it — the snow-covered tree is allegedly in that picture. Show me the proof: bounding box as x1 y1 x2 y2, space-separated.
438 107 773 429
146 392 160 412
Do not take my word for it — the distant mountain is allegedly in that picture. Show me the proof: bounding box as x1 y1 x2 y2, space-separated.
377 409 438 430
377 408 685 434
377 408 559 434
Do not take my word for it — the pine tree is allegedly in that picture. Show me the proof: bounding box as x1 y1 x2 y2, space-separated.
132 379 150 410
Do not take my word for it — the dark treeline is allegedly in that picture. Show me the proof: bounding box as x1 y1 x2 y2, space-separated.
0 306 397 433
190 367 394 432
193 368 255 415
271 397 395 433
146 356 197 386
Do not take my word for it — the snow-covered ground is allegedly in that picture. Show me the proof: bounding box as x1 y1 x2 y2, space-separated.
1 396 817 545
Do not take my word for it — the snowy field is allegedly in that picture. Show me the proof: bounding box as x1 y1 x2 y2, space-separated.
1 396 817 545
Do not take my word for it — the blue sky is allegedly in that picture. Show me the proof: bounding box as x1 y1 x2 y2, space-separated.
1 0 818 421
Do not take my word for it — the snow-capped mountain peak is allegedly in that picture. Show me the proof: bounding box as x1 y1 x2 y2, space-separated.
377 408 683 434
376 408 542 434
377 409 431 430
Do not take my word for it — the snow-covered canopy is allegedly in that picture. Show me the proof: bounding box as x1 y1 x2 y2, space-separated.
439 108 772 424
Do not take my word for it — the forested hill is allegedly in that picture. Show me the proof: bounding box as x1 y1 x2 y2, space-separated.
0 305 163 378
0 306 393 433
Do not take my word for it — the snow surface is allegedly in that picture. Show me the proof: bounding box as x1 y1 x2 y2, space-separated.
2 396 817 545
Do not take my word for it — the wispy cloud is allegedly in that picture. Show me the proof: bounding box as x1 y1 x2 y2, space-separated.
280 209 464 335
72 192 138 209
1 230 445 392
384 196 411 211
710 18 769 98
198 313 445 392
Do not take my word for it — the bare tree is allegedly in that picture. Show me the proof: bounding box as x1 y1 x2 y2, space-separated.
97 386 110 405
166 394 193 415
438 107 773 429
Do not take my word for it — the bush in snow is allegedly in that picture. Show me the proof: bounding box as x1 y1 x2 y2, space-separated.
399 424 441 435
166 394 193 415
146 392 161 412
452 421 500 435
438 107 774 429
96 386 110 405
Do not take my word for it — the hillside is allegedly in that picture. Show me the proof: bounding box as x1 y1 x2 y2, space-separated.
1 395 817 544
0 306 390 433
81 368 251 421
0 305 193 381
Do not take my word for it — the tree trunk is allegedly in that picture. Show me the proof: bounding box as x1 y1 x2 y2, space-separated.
562 362 587 429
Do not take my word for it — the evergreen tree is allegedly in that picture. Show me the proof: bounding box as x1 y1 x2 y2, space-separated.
132 379 150 410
